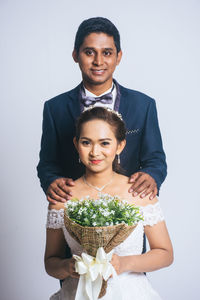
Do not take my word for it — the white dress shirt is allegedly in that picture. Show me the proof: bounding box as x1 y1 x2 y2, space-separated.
83 82 117 111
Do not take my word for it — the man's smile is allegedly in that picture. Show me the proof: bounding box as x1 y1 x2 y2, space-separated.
90 69 106 75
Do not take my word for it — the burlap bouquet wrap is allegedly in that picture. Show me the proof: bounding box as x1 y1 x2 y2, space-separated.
64 211 136 298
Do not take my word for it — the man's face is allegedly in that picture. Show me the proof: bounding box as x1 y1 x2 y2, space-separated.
73 33 122 88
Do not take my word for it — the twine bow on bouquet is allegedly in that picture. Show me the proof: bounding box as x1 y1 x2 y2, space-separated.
64 194 143 300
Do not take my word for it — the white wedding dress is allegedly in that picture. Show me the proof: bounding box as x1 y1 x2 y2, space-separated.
46 201 164 300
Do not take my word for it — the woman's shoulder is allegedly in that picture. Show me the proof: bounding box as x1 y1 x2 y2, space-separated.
133 195 159 207
114 173 159 206
114 173 130 187
48 202 65 210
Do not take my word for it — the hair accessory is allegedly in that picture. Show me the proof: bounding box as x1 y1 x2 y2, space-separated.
85 105 123 121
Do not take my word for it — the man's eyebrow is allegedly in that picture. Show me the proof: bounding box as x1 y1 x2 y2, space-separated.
82 47 114 51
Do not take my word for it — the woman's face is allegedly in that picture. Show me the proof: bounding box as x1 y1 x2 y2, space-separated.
74 119 125 173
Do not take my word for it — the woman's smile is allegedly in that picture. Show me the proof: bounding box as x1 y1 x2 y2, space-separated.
90 159 103 165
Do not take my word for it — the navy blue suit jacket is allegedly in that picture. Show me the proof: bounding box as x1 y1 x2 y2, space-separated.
37 82 167 193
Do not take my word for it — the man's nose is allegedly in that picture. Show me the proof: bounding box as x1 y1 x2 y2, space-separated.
93 53 104 66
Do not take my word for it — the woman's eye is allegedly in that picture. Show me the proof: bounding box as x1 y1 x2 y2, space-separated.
81 140 90 145
102 141 110 146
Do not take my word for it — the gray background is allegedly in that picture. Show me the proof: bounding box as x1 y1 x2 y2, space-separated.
1 0 200 299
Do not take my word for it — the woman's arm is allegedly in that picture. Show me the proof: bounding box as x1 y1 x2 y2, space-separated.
111 221 173 274
111 198 173 274
44 203 79 280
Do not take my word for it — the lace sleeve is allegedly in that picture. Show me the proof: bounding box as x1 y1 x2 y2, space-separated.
141 202 164 226
46 209 64 229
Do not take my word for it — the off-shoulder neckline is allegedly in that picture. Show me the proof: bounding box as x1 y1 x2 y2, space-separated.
48 201 160 212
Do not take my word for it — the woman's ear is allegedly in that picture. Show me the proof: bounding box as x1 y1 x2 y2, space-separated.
73 137 78 151
116 140 126 155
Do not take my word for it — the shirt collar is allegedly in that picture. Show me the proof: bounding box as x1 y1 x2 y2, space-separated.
83 82 114 97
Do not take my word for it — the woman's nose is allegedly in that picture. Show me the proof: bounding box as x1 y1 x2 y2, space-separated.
90 144 100 156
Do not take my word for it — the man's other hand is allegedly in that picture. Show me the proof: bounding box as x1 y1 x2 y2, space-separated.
46 178 75 204
128 172 157 200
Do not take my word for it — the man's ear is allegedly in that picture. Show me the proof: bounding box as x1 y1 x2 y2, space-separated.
116 139 126 155
72 50 79 63
73 137 78 151
116 50 122 66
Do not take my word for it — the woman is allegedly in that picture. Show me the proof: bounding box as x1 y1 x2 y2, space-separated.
45 107 173 300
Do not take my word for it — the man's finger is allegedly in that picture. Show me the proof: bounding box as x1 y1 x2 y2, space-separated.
47 189 66 203
149 187 158 200
132 181 150 196
140 185 155 198
57 183 73 197
65 178 75 186
47 195 57 204
129 176 146 194
129 172 141 183
54 186 69 199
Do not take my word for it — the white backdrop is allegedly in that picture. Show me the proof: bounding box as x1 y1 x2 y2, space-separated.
1 0 200 299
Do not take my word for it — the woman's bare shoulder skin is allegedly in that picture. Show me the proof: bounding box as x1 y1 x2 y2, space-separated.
114 174 158 206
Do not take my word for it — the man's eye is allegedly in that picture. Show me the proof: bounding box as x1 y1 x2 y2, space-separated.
104 51 112 56
85 50 93 56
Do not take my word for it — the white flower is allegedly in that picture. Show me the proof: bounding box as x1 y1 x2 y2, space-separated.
102 210 110 217
66 194 143 227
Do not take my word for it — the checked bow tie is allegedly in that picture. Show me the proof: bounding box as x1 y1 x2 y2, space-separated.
80 86 114 107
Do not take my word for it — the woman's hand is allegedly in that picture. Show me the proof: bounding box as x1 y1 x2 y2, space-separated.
65 258 79 278
110 254 123 275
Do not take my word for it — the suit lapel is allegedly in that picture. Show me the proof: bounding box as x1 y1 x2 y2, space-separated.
67 84 82 121
118 85 131 125
67 81 131 125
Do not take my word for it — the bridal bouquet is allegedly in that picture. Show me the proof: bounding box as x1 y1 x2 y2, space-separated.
64 194 143 300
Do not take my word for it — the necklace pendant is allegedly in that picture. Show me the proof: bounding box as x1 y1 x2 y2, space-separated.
83 174 114 194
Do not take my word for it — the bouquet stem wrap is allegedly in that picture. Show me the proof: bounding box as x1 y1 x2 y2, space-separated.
73 247 122 300
64 212 137 298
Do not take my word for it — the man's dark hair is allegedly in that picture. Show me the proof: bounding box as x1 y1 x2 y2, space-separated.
74 17 121 54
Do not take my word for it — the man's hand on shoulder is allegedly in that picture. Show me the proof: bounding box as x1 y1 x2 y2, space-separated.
46 178 75 204
128 172 157 200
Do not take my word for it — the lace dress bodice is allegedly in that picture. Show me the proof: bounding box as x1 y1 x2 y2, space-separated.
46 201 164 300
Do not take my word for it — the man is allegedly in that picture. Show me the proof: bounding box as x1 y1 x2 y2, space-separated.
37 17 167 205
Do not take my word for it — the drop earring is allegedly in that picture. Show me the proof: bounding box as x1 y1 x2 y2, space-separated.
79 157 81 163
117 154 120 164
